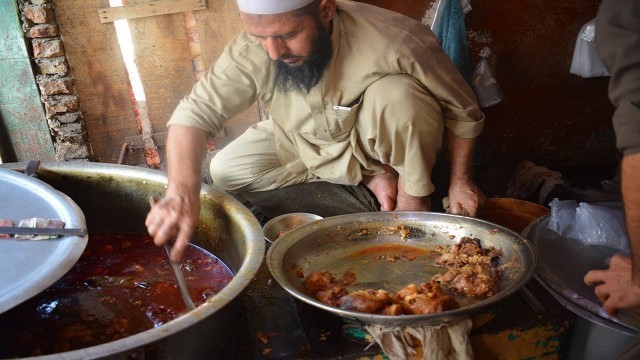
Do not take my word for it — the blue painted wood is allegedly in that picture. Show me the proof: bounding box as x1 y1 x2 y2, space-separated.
0 0 56 162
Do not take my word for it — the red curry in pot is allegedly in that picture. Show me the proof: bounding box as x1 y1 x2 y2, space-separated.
0 232 234 357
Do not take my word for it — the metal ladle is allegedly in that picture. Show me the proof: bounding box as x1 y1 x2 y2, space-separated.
149 197 195 311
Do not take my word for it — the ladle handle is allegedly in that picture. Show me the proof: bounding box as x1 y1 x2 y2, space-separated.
165 242 196 311
149 196 196 311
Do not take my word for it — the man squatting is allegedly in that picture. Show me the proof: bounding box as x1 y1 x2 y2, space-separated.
146 0 486 261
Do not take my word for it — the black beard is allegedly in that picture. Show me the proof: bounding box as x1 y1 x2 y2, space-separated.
274 24 333 94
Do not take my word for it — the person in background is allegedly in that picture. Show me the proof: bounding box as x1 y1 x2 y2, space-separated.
584 1 640 358
146 0 485 261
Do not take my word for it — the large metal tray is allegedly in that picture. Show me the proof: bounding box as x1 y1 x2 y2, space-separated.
0 168 87 314
266 212 536 327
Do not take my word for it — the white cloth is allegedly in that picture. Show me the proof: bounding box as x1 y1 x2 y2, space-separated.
236 0 315 14
365 318 474 360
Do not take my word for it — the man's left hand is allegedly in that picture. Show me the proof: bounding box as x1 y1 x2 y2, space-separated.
447 178 486 217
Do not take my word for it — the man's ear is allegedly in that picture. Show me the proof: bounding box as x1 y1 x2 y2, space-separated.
318 0 337 24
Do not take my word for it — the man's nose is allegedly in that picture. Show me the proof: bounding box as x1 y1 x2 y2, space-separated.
263 37 287 60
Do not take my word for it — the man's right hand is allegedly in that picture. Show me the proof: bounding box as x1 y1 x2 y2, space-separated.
145 188 200 262
148 125 208 261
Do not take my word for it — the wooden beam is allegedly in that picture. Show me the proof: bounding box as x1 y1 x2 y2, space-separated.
97 0 206 24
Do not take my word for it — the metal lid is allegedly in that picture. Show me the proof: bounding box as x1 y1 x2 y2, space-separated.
0 167 87 314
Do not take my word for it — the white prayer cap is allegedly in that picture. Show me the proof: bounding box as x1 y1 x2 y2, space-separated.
237 0 315 15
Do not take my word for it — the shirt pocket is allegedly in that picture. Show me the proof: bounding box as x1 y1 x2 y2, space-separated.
324 96 362 142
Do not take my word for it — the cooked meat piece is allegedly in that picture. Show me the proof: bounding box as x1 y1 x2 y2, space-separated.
395 283 420 299
437 237 502 268
305 271 335 294
315 285 349 307
339 270 357 286
433 236 503 298
380 303 405 316
339 289 392 313
434 264 499 298
458 237 483 255
395 280 459 314
419 278 448 295
402 293 459 314
305 270 356 295
305 270 358 307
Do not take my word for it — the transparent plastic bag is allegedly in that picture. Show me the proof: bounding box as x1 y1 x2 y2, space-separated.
569 18 610 78
547 198 629 252
575 202 628 252
547 198 579 238
471 47 504 108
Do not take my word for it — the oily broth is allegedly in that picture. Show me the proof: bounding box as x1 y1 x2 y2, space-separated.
0 233 233 357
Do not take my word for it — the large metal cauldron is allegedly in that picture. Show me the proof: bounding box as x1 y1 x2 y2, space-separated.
0 161 264 360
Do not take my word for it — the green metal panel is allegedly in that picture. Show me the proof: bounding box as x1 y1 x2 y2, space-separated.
0 0 28 58
0 0 56 162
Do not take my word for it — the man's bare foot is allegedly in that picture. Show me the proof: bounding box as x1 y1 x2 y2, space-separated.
362 165 398 211
395 178 431 211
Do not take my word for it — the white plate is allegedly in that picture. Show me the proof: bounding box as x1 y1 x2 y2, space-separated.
0 167 87 314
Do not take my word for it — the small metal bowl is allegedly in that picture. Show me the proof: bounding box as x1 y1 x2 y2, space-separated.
263 213 323 243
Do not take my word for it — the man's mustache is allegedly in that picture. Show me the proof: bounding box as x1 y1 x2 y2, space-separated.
278 54 302 63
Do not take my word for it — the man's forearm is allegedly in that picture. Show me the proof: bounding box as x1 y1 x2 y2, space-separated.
623 153 640 284
447 130 477 182
166 125 208 196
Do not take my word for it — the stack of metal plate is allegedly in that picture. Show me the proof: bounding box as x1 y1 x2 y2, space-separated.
524 213 640 333
523 212 639 359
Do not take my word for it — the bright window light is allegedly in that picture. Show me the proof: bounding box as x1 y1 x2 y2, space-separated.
110 0 146 101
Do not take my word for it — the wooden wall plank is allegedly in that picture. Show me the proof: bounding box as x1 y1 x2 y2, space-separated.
54 0 137 163
54 0 259 164
127 11 196 141
97 0 206 23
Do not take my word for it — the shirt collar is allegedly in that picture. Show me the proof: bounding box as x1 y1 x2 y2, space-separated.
328 8 342 68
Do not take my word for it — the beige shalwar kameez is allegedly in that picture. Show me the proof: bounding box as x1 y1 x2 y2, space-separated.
167 0 484 197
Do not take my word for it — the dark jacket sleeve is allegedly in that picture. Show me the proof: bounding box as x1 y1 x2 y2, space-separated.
596 0 640 156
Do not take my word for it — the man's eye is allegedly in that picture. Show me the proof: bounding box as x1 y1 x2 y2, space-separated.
286 31 302 39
